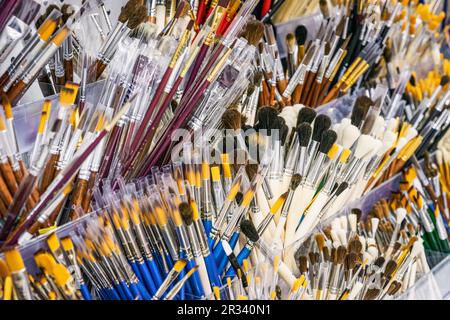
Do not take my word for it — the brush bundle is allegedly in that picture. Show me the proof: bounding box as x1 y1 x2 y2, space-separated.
0 0 450 301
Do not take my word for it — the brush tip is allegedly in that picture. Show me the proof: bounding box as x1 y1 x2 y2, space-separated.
240 219 259 242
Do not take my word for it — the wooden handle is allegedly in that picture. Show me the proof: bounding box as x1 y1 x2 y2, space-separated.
6 80 26 104
64 59 73 83
0 174 13 206
82 172 97 213
19 160 40 202
292 84 303 104
40 154 59 193
0 162 18 194
70 179 88 220
0 195 7 218
95 60 107 80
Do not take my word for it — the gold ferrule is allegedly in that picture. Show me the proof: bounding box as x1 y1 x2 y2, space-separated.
207 49 232 82
169 28 191 69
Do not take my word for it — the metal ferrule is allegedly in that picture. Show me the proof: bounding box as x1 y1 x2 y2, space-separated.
223 205 247 240
268 140 281 180
319 194 339 219
325 49 343 79
340 156 358 182
323 162 341 194
11 271 33 300
211 200 233 240
124 229 143 262
86 260 110 288
316 54 330 84
328 264 343 295
4 35 40 77
202 181 214 221
418 207 434 233
57 126 74 170
257 212 274 236
186 224 203 258
161 225 179 261
284 137 300 176
114 227 134 262
97 22 125 59
164 48 188 93
99 257 120 284
90 134 108 172
281 190 296 218
348 160 367 186
283 64 307 98
212 182 225 212
21 43 59 84
364 155 382 180
100 4 112 32
193 219 210 256
176 226 194 260
304 141 319 178
54 50 65 78
63 35 73 60
153 269 181 300
305 153 327 188
262 178 274 200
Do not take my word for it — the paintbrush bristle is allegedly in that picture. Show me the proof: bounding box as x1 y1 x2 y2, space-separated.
383 260 397 278
241 219 259 242
241 20 265 47
179 202 193 226
297 107 317 126
298 256 308 273
222 108 242 130
290 174 302 190
312 114 331 142
295 25 308 46
315 233 326 251
297 123 312 147
351 96 373 127
336 245 347 264
319 129 337 153
319 0 330 18
441 75 450 87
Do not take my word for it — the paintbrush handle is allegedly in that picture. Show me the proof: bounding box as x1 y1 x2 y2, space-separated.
0 174 13 206
40 153 59 193
70 178 88 220
0 161 18 194
82 171 97 213
0 173 37 241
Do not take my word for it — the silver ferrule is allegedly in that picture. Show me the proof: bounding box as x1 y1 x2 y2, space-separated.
161 225 179 261
364 155 382 180
211 200 233 240
418 207 435 233
202 181 214 221
223 205 246 240
305 152 327 188
63 34 73 60
212 182 225 212
348 160 367 186
283 64 307 98
97 22 124 59
11 271 33 300
323 161 341 194
153 269 181 300
22 42 60 84
176 226 194 261
186 224 203 258
134 223 154 259
262 177 274 200
281 190 296 218
193 219 210 256
115 227 135 261
304 140 319 178
268 140 281 180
